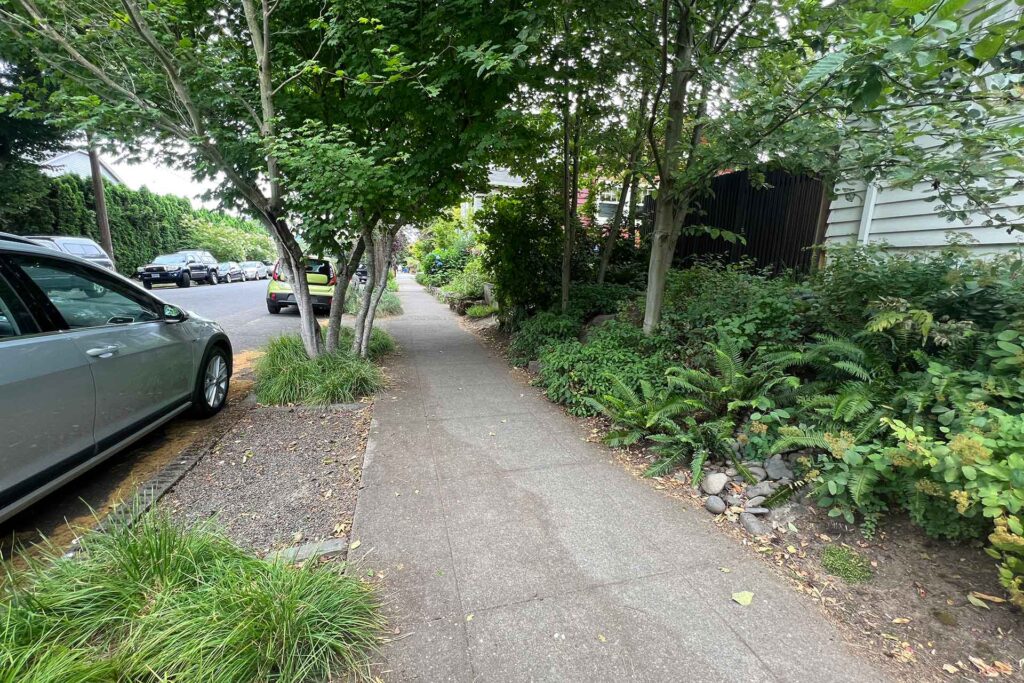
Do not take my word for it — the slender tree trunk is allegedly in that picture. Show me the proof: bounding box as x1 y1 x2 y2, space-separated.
325 237 366 352
596 170 633 284
358 235 394 357
627 173 641 245
86 135 114 266
351 227 376 355
559 92 573 314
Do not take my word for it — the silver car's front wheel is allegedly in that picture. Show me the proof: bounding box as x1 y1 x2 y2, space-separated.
204 354 228 409
192 347 230 417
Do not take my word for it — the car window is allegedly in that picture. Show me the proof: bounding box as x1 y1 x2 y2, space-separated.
10 255 161 329
153 254 184 265
77 243 105 257
0 272 38 339
306 259 334 277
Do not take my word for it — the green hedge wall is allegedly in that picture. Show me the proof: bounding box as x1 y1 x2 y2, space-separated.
3 172 273 274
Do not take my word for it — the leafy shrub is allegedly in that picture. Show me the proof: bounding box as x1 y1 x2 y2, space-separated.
564 283 636 322
254 334 386 405
0 512 383 682
507 312 580 366
466 304 497 318
536 321 674 416
441 256 487 302
478 188 563 319
658 259 808 351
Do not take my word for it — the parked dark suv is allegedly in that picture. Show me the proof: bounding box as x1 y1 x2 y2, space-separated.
137 250 219 289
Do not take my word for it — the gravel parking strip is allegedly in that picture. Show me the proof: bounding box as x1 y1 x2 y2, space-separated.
162 404 370 556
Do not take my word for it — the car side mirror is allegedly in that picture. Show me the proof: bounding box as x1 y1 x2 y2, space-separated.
163 304 187 323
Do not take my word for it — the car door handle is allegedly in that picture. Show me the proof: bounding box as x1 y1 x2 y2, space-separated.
86 345 120 358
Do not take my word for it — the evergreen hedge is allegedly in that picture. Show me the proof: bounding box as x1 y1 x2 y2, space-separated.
2 171 273 275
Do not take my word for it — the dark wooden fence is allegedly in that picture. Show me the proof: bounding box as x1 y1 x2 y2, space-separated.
640 170 828 272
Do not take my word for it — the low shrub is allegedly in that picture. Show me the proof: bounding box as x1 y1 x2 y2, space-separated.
441 256 487 302
466 304 498 318
0 512 383 682
507 311 581 366
537 321 675 416
563 283 636 322
254 334 386 405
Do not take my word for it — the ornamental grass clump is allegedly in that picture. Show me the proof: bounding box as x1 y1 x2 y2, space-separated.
0 513 383 682
254 333 387 406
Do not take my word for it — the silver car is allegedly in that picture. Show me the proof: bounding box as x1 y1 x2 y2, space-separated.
0 233 232 523
240 261 268 280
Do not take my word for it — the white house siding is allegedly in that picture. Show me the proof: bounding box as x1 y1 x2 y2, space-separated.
825 181 1024 255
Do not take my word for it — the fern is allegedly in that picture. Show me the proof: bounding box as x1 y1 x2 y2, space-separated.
762 479 808 508
848 467 880 507
690 450 709 487
771 429 831 454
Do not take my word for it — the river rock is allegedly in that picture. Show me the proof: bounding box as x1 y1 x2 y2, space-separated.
704 496 727 514
740 513 769 536
745 481 773 499
700 472 729 496
765 455 793 481
745 496 766 508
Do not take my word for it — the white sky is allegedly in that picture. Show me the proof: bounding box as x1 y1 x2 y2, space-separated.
111 155 222 209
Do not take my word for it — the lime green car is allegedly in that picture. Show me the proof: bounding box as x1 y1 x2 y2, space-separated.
266 257 336 314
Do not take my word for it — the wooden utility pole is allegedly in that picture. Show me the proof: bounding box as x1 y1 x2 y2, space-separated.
86 134 115 266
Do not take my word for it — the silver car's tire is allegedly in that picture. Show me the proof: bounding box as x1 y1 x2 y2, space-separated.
191 346 230 417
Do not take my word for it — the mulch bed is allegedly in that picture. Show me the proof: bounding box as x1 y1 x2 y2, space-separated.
162 404 370 556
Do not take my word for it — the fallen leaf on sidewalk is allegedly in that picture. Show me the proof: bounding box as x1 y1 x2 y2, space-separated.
891 617 911 624
597 633 606 642
732 591 754 606
349 539 361 550
466 614 474 622
719 567 731 573
942 664 959 674
969 591 1006 604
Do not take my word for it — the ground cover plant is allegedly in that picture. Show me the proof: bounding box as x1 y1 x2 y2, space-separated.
466 303 498 318
0 513 383 682
254 331 392 406
512 243 1024 604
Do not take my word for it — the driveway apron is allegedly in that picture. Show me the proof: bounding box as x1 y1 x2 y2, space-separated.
351 276 884 682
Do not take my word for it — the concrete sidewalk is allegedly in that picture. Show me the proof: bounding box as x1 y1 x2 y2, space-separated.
350 277 882 682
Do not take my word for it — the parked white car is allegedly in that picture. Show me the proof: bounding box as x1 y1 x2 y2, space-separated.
240 261 268 280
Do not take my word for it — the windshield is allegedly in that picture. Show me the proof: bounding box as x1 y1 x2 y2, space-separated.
242 261 259 268
152 255 185 265
306 259 332 276
219 263 233 269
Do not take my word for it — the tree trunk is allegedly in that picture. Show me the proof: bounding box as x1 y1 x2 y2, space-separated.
559 92 573 314
642 195 687 333
596 170 633 284
325 237 366 352
627 173 641 244
86 136 114 266
358 235 394 357
351 228 376 355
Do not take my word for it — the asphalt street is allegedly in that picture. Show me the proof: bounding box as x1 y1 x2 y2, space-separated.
1 276 305 556
150 276 307 351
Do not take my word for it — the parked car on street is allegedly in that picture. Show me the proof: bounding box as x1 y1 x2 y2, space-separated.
137 250 219 289
240 261 268 280
26 235 115 271
0 232 232 524
266 257 336 314
355 264 368 284
218 261 245 283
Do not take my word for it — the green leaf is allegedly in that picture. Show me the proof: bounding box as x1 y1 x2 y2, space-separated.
966 593 990 609
732 591 754 606
800 51 847 89
974 34 1006 61
962 465 977 481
